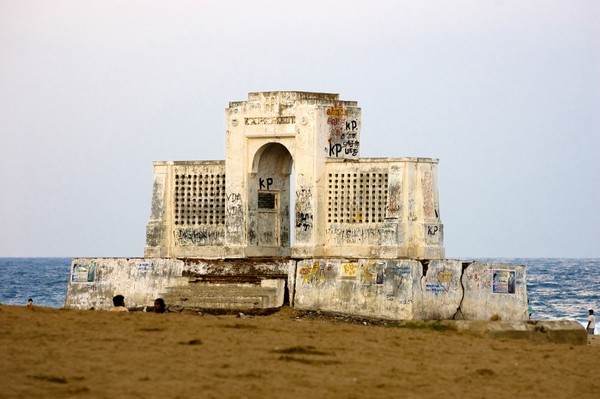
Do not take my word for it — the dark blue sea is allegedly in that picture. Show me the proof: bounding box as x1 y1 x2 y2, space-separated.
0 257 598 327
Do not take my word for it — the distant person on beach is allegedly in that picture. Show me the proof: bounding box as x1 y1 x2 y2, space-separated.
26 298 33 308
153 298 167 313
586 309 595 335
143 298 168 313
110 295 129 312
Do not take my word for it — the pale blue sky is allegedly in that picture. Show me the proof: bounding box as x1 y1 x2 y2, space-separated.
1 0 598 258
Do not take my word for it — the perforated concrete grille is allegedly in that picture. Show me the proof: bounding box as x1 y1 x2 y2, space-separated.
174 173 226 225
328 172 389 223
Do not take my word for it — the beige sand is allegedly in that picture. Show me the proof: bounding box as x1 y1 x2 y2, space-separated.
1 305 598 398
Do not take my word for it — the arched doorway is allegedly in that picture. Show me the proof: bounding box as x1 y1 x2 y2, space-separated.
248 143 293 254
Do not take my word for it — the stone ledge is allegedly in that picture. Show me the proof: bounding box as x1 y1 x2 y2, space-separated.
441 320 587 345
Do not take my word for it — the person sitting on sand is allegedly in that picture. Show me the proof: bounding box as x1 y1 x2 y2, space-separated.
26 298 33 308
153 298 167 313
587 309 595 335
110 295 129 312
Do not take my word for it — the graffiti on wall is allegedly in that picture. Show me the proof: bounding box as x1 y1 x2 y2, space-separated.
360 261 380 285
424 265 461 295
341 262 358 277
299 261 336 285
326 107 360 159
226 192 243 239
326 226 395 245
259 177 274 190
295 186 313 240
295 186 311 203
226 192 242 216
136 261 156 276
176 228 225 246
383 263 412 302
295 212 313 231
467 268 493 290
296 260 415 308
326 107 348 118
427 225 440 236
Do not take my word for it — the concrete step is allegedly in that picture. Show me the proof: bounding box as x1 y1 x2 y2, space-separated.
161 282 282 310
163 285 277 297
188 275 286 284
169 296 263 309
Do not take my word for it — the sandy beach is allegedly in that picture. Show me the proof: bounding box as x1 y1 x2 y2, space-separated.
1 304 598 398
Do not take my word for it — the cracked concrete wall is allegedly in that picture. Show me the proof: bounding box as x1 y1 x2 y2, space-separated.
413 259 464 320
65 258 289 311
65 257 527 321
65 258 187 310
460 262 528 321
293 259 420 320
293 259 528 321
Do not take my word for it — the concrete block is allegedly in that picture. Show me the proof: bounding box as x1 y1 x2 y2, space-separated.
443 320 588 345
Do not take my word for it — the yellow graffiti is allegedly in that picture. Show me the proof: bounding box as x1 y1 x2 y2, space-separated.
311 261 319 274
361 263 377 282
326 107 349 118
300 262 326 285
299 267 311 284
342 262 357 276
437 270 453 283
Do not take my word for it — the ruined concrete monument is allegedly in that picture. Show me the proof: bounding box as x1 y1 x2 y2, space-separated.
66 91 528 321
145 91 443 260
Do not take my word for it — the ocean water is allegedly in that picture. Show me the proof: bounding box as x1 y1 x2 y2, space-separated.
0 257 598 326
0 258 71 308
475 258 599 327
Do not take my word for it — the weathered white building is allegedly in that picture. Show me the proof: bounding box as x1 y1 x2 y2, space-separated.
144 91 444 260
65 92 528 321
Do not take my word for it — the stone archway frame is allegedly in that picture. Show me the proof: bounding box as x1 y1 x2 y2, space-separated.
248 142 294 252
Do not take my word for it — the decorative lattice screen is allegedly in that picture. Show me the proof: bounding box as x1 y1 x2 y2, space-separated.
327 172 388 223
174 173 226 226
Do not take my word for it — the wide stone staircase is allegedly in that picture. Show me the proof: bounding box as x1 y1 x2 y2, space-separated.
160 277 286 312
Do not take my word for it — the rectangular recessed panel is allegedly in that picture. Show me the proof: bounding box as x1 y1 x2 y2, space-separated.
258 192 276 209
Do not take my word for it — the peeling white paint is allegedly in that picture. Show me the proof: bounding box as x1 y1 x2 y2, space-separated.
293 259 528 321
144 92 444 260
